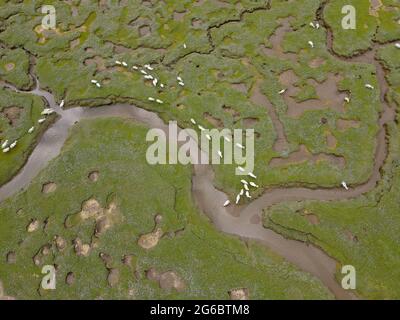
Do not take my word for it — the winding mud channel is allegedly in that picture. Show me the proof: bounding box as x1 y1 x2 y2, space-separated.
0 13 396 301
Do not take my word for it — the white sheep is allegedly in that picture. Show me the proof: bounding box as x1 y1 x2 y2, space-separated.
248 172 257 179
235 194 241 204
1 140 8 149
223 200 231 207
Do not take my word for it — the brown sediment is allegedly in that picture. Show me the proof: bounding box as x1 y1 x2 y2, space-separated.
242 117 259 127
260 18 297 63
139 25 151 37
222 105 240 119
1 106 22 127
336 119 360 131
326 131 337 149
369 0 383 17
88 171 99 182
27 219 40 233
204 112 224 128
229 288 249 300
231 83 248 94
250 78 289 152
4 63 15 71
137 227 163 250
84 56 107 72
66 272 75 285
173 11 186 22
268 145 345 169
159 271 185 292
42 182 57 194
107 268 119 287
284 74 346 118
191 18 203 28
70 38 80 49
309 57 326 69
303 213 320 225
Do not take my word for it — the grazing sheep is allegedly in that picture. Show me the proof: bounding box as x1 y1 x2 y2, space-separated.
1 140 9 149
235 194 241 204
248 172 257 179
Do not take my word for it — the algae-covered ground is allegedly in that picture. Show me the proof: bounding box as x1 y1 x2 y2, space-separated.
0 0 399 300
0 118 332 299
